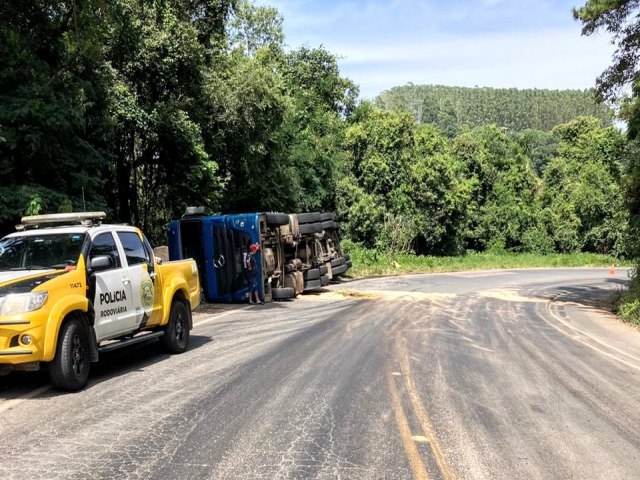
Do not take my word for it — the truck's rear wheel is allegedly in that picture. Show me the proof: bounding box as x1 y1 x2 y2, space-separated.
272 287 295 300
266 212 290 226
49 316 90 391
160 300 190 354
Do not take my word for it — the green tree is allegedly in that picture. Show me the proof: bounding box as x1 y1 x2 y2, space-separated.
340 106 471 254
541 117 627 254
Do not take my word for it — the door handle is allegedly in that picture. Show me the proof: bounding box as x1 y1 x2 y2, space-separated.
122 278 131 285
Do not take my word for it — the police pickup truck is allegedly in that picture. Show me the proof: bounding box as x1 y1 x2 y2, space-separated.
0 212 200 391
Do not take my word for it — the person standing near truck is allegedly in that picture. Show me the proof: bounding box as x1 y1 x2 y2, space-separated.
245 243 263 304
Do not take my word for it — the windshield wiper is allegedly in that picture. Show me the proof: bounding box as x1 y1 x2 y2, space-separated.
8 266 53 271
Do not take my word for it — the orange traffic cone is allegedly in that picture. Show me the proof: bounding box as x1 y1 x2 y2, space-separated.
609 264 616 276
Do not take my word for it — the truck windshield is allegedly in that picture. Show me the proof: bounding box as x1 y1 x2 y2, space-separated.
0 233 86 270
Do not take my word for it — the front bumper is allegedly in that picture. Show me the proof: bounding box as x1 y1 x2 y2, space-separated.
0 317 45 364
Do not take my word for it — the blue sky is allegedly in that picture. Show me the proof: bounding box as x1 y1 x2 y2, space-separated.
257 0 615 99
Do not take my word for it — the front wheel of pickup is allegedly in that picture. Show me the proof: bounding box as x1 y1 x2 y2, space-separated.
49 316 91 391
160 300 190 354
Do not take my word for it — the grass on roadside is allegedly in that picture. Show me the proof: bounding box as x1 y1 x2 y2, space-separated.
342 244 628 278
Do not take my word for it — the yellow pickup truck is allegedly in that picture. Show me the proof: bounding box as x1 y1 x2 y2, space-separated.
0 212 200 390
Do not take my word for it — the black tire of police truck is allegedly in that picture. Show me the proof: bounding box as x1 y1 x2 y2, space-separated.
160 300 190 354
266 212 290 226
49 315 91 391
297 212 322 224
319 213 335 222
272 287 295 300
320 274 329 287
319 265 328 275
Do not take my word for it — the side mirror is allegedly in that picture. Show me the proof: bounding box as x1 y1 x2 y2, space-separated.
90 255 114 272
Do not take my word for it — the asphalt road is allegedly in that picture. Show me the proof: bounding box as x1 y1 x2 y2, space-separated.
1 268 639 480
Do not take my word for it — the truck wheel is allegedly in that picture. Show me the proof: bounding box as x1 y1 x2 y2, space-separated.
272 287 295 300
266 212 290 226
160 300 190 354
304 279 322 291
299 222 323 235
321 220 336 230
49 316 91 391
297 212 321 224
304 268 321 280
320 274 329 287
319 265 328 275
330 257 345 268
320 213 335 222
332 264 348 277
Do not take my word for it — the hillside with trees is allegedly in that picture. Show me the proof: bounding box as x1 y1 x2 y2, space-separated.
375 85 614 136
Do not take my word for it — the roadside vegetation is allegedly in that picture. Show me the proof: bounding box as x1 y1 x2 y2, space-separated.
2 0 640 297
342 241 626 278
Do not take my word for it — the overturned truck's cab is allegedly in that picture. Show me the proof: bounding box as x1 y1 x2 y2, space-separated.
168 208 295 302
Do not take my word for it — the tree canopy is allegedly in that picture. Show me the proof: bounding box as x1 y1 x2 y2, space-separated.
0 0 630 259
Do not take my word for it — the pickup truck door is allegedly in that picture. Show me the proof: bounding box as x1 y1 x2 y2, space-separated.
115 231 158 329
90 232 136 341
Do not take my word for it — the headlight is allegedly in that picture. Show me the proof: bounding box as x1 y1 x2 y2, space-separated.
0 292 48 316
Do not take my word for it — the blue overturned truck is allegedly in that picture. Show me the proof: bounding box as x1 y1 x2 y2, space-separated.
167 208 351 303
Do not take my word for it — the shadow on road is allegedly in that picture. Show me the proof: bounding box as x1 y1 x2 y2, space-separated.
534 278 629 310
0 334 212 398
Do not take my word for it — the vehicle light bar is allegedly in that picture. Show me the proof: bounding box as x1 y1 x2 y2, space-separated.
18 212 107 230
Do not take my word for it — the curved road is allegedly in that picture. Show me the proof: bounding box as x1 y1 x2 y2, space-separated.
1 268 639 479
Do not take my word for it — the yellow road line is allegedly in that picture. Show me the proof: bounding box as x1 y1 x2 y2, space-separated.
387 372 430 480
397 336 455 480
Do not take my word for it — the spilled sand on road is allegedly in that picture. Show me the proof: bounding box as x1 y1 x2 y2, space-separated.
299 289 456 301
477 289 542 303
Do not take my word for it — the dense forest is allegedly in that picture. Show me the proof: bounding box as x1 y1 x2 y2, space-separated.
0 0 633 261
375 85 614 135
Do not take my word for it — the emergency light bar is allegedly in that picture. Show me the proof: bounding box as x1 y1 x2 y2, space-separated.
18 212 107 230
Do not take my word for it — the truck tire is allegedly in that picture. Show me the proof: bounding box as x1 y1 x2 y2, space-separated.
266 212 290 226
319 265 328 275
299 222 323 235
304 268 321 280
347 260 353 268
332 263 348 277
49 316 91 391
272 287 295 300
304 279 322 291
160 300 190 354
330 257 345 268
321 220 336 230
344 254 350 261
320 274 329 287
297 212 321 224
319 213 335 222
